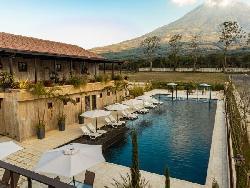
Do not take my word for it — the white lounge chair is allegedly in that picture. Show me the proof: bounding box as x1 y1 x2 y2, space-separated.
109 115 125 125
105 118 121 128
87 123 107 134
144 102 157 109
80 126 102 140
134 106 149 114
122 111 138 120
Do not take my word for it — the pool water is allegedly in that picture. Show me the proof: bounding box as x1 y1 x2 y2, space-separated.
103 95 217 184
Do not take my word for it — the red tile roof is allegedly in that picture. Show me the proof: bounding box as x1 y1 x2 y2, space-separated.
0 32 103 60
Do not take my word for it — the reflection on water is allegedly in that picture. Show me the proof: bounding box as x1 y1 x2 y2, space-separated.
104 95 217 185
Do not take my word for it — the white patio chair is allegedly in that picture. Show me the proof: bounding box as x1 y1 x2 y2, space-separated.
87 123 107 134
109 115 125 125
80 126 102 140
104 118 120 128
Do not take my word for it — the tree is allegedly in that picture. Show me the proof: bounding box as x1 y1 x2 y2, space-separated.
141 36 160 72
131 131 140 188
164 167 170 188
189 34 200 71
105 130 150 188
169 34 183 71
219 21 244 72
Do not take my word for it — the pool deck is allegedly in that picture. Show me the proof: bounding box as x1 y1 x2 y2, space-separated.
0 90 227 188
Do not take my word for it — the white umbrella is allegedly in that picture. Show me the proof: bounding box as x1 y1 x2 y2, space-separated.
105 103 129 111
167 83 178 100
200 83 210 87
106 103 129 121
167 83 178 86
34 143 105 183
0 141 23 159
81 110 111 131
122 99 143 109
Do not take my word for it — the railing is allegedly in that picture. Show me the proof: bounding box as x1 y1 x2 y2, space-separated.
0 160 74 188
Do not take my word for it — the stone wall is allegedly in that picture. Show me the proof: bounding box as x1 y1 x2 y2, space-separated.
0 81 126 141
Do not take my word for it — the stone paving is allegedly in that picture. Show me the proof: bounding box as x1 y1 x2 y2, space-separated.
0 89 227 188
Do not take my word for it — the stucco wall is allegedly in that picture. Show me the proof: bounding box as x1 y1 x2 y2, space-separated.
0 82 126 141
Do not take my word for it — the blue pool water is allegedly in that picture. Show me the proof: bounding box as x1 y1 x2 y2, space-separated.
104 95 217 184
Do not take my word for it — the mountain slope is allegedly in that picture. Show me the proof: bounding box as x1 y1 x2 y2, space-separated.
92 2 250 60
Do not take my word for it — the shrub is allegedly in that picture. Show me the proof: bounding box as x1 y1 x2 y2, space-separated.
0 72 15 89
113 74 123 81
43 80 53 87
17 80 30 89
129 86 144 97
68 75 87 88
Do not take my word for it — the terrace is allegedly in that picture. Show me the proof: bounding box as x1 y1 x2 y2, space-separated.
0 88 228 188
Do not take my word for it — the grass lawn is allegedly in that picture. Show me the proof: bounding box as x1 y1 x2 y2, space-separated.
125 72 228 84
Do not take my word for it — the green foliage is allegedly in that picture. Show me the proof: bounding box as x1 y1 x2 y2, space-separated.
0 72 16 89
212 180 219 188
95 74 111 83
29 82 48 96
18 80 30 89
36 120 45 129
164 168 170 188
140 36 160 71
105 174 150 188
225 83 250 188
105 131 150 188
68 75 87 88
57 113 66 123
169 34 183 70
129 86 144 97
219 21 245 70
113 74 123 81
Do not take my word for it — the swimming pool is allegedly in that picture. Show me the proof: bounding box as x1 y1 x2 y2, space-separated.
104 95 217 184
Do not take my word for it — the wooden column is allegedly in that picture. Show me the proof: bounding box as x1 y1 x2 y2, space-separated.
34 58 38 83
103 62 106 74
119 63 122 75
54 60 56 73
111 62 114 79
94 62 97 76
9 55 14 75
70 60 73 76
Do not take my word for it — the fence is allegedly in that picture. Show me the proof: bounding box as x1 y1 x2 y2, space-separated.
139 68 250 73
0 160 74 188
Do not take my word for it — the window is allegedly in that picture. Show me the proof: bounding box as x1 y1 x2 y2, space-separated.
76 97 80 103
100 93 103 98
56 64 62 72
48 102 53 109
107 91 111 96
18 62 27 72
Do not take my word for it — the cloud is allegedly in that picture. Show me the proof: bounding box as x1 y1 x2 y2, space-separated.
205 0 248 6
206 0 232 6
171 0 197 6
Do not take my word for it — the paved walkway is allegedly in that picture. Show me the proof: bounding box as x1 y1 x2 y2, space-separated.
0 90 226 188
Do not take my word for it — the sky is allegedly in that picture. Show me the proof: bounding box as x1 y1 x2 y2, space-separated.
0 0 249 49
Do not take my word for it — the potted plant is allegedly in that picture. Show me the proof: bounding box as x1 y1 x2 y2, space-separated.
78 92 85 124
58 113 66 131
36 120 45 139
